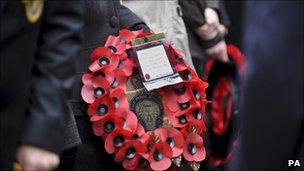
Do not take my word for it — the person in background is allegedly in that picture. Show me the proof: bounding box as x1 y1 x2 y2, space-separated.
58 1 149 170
230 1 303 170
179 0 230 76
0 1 84 171
122 0 195 68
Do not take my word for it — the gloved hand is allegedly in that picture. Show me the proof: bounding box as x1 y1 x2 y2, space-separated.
16 144 59 171
196 8 229 63
205 40 229 63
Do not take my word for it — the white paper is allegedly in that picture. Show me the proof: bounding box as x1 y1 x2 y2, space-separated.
136 44 182 91
136 45 174 81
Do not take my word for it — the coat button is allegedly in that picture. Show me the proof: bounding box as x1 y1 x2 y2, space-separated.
110 16 119 28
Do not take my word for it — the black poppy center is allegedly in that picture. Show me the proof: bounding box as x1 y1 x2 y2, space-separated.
110 78 118 88
153 150 164 161
132 134 140 140
193 90 201 100
188 143 197 155
175 56 182 63
175 85 186 95
139 157 148 168
179 101 190 110
166 137 175 148
119 37 126 43
125 147 136 160
108 46 117 53
193 109 202 120
95 71 105 77
126 49 134 57
182 71 192 80
98 57 110 66
113 135 124 148
94 87 105 98
117 61 123 69
96 104 108 116
104 121 115 133
178 115 187 124
113 97 120 108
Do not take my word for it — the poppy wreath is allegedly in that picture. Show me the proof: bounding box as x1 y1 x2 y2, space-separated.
81 29 209 171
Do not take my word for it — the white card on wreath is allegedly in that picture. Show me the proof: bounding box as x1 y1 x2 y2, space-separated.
135 44 182 91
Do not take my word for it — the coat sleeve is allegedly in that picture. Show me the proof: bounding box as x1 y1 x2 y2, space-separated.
21 1 84 154
179 0 206 28
118 4 147 30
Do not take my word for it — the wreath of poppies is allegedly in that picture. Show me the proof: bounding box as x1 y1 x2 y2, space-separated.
81 29 209 171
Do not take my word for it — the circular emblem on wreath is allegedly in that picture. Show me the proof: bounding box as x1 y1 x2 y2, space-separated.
130 92 164 131
81 29 209 170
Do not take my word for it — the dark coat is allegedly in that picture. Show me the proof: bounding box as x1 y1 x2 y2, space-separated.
71 0 145 105
0 1 83 170
230 1 304 171
61 1 146 170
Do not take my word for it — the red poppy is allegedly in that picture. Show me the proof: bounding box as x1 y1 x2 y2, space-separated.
175 98 197 115
115 140 146 170
179 67 198 82
108 70 128 91
135 31 153 39
160 83 193 113
88 52 120 73
188 78 209 107
166 100 200 126
147 142 173 171
119 29 136 42
119 29 138 49
81 76 110 104
183 133 206 162
90 47 113 61
81 73 94 84
82 70 115 88
132 124 151 146
166 110 191 128
91 114 124 138
119 52 129 61
168 44 185 61
132 29 146 37
174 61 188 73
117 108 138 133
180 120 206 137
104 127 133 154
104 35 127 55
110 88 128 110
154 128 185 157
186 107 205 123
160 95 178 113
133 157 152 171
87 94 115 122
174 84 192 104
167 45 188 72
116 58 136 77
